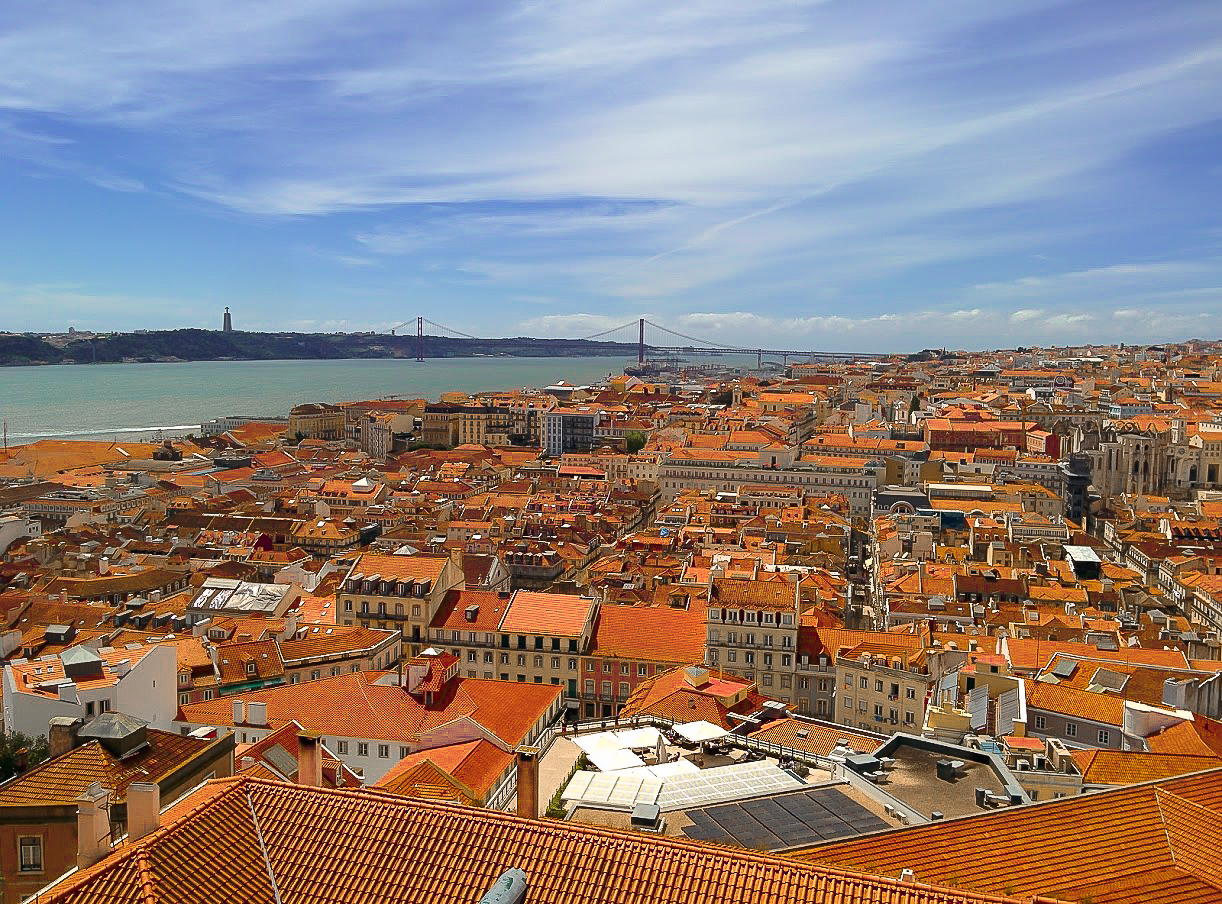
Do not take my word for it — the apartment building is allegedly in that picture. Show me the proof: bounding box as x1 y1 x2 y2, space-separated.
288 403 345 440
704 576 800 705
2 644 177 736
544 408 597 457
337 553 465 650
660 446 884 514
426 589 597 700
834 649 931 734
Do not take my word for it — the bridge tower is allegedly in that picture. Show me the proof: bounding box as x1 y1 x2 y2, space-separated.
638 318 645 365
416 316 424 362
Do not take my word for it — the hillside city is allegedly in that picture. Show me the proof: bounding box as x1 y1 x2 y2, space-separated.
1 338 1221 904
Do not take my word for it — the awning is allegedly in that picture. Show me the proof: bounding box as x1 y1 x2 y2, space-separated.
573 732 625 756
588 748 647 772
611 727 662 749
674 720 729 743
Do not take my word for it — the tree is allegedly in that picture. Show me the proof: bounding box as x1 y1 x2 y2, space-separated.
0 731 50 781
624 431 647 454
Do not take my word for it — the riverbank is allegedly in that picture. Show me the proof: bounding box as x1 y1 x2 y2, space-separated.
0 356 641 445
0 330 641 367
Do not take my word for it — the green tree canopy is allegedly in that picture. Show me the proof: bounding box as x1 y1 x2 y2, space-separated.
0 731 50 781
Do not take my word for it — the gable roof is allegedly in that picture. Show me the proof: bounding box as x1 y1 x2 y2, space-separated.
795 767 1222 904
177 670 559 748
41 776 1063 904
0 729 213 807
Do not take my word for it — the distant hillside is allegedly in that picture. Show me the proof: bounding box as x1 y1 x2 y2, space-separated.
0 330 640 366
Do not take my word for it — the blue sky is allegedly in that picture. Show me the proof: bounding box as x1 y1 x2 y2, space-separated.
1 0 1220 351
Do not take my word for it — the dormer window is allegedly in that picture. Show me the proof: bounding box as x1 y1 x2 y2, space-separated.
246 662 256 676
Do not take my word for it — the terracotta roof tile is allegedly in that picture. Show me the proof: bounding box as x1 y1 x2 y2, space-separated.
797 767 1222 904
0 730 213 806
497 590 597 637
42 776 1060 904
178 671 559 749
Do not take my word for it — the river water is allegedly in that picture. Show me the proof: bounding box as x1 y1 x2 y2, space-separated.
0 356 645 444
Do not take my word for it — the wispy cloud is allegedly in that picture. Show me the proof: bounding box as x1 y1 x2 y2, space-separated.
0 1 1220 340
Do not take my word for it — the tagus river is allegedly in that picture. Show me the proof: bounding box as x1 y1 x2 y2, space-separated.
0 356 642 445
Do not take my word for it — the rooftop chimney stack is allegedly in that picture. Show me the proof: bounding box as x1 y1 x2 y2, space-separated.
126 782 160 843
49 716 84 759
298 731 323 787
76 782 112 869
515 746 540 820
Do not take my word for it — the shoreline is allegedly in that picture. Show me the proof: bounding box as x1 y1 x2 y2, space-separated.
0 352 640 369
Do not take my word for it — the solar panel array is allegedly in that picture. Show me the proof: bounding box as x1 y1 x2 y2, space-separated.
681 786 889 850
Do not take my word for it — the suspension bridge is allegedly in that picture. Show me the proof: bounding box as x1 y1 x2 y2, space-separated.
386 316 882 366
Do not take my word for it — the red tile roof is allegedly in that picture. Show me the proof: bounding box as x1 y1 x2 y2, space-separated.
796 767 1222 904
497 590 596 637
178 670 559 749
588 602 706 663
0 730 214 806
42 776 1063 904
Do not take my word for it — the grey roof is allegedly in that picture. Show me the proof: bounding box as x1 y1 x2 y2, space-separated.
60 646 103 668
78 712 149 741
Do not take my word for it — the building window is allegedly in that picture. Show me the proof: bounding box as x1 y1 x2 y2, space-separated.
399 746 409 759
603 663 612 673
18 836 42 873
1065 722 1078 738
378 744 390 758
906 687 916 699
551 657 560 669
1098 730 1110 745
1034 715 1047 731
357 743 369 757
338 741 349 755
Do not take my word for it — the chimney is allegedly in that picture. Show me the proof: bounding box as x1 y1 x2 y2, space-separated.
515 746 540 820
232 699 246 724
49 716 84 759
126 782 160 843
15 747 29 774
76 782 112 869
297 731 323 787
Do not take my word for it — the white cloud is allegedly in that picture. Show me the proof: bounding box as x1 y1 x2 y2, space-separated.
1009 309 1044 323
518 313 640 337
1 2 1221 339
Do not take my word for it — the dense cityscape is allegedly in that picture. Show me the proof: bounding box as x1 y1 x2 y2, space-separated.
4 0 1222 900
0 338 1219 902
